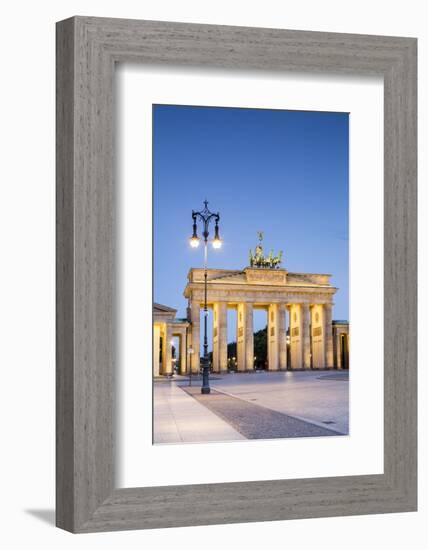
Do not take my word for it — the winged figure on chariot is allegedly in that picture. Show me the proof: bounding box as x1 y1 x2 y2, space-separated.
249 231 283 269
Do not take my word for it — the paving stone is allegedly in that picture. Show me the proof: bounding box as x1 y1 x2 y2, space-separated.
182 387 341 439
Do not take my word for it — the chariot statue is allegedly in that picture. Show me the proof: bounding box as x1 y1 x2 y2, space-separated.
249 231 283 269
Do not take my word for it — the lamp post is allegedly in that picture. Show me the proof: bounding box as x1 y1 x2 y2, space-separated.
189 200 222 394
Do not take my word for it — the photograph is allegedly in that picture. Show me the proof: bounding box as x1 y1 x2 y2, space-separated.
152 104 350 444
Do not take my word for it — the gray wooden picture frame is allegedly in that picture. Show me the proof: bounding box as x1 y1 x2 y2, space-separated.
56 16 417 533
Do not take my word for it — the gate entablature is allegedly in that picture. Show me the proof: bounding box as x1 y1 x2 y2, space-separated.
184 267 336 306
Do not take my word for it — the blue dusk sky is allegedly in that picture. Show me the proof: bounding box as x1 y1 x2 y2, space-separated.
153 104 349 341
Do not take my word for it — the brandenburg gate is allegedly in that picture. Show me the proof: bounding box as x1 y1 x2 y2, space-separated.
153 235 349 376
184 266 337 374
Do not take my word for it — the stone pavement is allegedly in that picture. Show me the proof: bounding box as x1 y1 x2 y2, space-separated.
153 380 245 444
182 386 339 439
154 370 349 444
208 370 349 435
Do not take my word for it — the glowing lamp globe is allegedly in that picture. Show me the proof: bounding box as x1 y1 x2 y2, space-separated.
189 236 200 248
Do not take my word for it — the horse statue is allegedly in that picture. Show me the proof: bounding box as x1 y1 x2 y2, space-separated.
249 233 283 269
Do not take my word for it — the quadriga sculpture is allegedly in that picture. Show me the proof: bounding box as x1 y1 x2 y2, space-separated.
249 232 283 269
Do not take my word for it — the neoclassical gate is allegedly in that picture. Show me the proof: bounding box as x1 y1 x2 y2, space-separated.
183 266 338 374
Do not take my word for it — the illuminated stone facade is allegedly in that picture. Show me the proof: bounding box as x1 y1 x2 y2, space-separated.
153 303 189 377
153 267 349 376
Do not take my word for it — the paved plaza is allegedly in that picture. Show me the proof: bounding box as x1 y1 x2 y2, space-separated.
154 370 349 444
153 380 245 444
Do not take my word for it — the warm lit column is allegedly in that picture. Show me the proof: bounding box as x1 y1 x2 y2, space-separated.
237 303 253 371
212 303 220 373
179 331 187 374
245 303 254 371
212 302 227 373
153 324 161 377
289 304 303 369
324 303 334 368
190 300 200 374
311 305 325 369
335 332 342 369
344 334 349 368
268 304 279 370
237 303 245 371
163 323 173 375
302 303 311 369
278 304 288 370
218 302 228 372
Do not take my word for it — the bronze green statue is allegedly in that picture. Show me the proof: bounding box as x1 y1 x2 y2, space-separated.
249 231 283 269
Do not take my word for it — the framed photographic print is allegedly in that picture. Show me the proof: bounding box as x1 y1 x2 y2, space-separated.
56 16 417 532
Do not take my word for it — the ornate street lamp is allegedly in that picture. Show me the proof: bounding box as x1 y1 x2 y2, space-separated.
189 200 222 394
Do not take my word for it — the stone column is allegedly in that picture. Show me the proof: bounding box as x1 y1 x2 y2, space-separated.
335 332 342 369
237 303 253 371
268 304 280 370
344 334 349 368
163 323 173 375
302 303 311 369
278 304 287 370
237 303 245 371
218 302 228 372
212 303 220 373
153 324 161 377
245 303 254 371
289 304 303 369
324 303 334 368
212 302 228 373
179 331 187 374
190 300 200 374
311 305 325 369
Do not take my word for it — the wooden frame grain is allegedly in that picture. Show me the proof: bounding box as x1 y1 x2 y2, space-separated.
56 16 417 533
